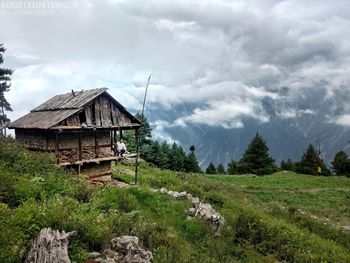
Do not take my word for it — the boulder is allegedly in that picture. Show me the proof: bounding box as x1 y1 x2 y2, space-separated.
98 235 153 263
159 187 168 194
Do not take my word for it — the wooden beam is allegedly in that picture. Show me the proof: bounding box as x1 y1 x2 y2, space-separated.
120 128 123 140
94 129 99 158
55 132 60 164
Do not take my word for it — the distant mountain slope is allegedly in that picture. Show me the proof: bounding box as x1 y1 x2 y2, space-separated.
146 87 350 168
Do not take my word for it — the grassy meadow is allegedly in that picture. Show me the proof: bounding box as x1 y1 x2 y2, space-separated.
1 137 350 262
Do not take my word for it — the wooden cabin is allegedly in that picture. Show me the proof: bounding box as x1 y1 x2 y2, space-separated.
8 88 142 181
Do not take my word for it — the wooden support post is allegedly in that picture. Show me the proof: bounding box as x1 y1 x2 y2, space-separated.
94 129 99 158
120 128 123 140
78 132 82 161
110 130 113 150
135 128 140 185
55 132 60 164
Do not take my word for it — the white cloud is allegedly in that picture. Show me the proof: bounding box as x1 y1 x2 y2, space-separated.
333 114 350 127
151 120 179 144
1 0 350 133
174 99 269 129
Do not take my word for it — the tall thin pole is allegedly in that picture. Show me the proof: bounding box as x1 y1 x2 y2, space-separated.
141 74 151 116
135 74 151 185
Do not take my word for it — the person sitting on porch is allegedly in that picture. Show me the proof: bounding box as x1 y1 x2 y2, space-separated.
114 138 128 157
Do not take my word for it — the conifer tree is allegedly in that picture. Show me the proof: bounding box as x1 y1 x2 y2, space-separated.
217 163 226 174
238 133 276 175
0 44 13 136
296 145 318 175
331 151 350 176
169 143 186 171
159 141 170 169
184 145 201 173
281 158 296 172
124 112 152 153
206 162 217 174
227 159 238 175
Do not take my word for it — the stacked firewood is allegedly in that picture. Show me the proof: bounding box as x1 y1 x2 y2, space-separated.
59 148 79 163
82 148 95 159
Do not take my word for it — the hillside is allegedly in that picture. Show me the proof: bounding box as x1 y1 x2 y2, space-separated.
1 137 350 262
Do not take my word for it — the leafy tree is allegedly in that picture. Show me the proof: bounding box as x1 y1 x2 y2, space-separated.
227 159 238 175
184 145 201 173
331 151 350 176
296 145 319 175
205 162 217 174
0 44 13 136
238 133 276 175
217 163 226 174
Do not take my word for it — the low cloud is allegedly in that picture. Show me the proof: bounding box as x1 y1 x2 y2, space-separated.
1 0 350 131
332 114 350 127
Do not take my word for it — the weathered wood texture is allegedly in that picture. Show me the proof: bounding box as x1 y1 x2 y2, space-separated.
81 161 112 178
52 130 112 163
15 129 48 150
25 228 76 263
9 88 141 130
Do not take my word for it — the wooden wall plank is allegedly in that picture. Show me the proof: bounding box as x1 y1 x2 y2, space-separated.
94 99 101 126
85 105 92 126
66 114 80 126
111 105 119 126
100 97 111 127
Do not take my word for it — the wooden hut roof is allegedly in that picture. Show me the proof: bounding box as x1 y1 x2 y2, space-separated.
9 88 141 129
32 88 107 111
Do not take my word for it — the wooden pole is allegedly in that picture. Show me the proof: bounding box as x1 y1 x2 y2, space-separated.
94 129 98 158
120 128 123 140
55 132 60 164
78 132 82 161
135 128 140 185
142 74 151 116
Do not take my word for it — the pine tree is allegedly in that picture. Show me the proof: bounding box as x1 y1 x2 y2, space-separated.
184 145 201 173
238 133 276 175
217 163 226 174
331 151 350 176
125 112 152 153
227 159 238 175
159 141 170 169
206 162 217 174
280 158 296 172
0 44 13 136
285 159 296 172
296 145 318 175
169 143 186 171
280 160 287 170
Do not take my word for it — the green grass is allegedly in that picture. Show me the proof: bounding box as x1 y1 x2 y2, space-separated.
204 171 350 224
1 137 350 262
206 171 350 190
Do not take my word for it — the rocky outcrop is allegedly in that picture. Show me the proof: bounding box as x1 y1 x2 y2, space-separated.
25 228 76 263
158 188 225 235
88 236 153 263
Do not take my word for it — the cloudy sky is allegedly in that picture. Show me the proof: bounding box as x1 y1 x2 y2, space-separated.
1 0 350 137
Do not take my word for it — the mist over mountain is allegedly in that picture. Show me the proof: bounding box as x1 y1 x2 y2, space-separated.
147 86 350 168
